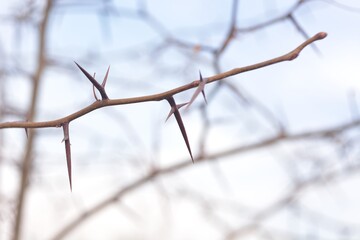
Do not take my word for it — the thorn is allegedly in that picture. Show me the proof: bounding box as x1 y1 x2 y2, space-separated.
24 128 28 139
166 97 194 163
199 71 208 104
102 65 110 87
74 61 109 100
186 70 208 109
92 86 99 101
92 73 99 101
165 102 188 122
24 118 29 139
74 61 98 85
62 122 72 191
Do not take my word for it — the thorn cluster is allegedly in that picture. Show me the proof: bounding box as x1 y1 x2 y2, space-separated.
165 71 208 164
75 62 110 100
60 63 112 190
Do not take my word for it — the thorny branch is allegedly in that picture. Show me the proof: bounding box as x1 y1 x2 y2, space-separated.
0 32 327 130
0 33 327 190
0 32 327 194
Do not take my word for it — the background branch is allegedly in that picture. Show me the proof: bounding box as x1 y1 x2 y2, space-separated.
11 1 53 240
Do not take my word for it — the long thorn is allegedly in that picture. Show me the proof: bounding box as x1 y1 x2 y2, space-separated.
102 65 110 87
74 62 109 100
92 72 99 101
166 97 194 163
186 70 207 109
62 122 72 191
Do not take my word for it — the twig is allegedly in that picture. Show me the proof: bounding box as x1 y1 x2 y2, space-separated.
0 32 327 130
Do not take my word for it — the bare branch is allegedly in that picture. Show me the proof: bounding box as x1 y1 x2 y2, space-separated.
0 32 327 130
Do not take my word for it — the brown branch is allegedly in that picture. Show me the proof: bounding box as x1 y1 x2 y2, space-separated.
50 118 360 240
0 32 327 130
215 0 239 56
12 1 53 240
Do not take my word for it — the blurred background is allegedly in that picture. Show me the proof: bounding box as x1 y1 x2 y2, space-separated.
1 0 360 239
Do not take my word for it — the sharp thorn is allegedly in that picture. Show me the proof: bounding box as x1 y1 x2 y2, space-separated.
102 65 110 87
62 123 72 191
166 97 194 163
24 128 28 139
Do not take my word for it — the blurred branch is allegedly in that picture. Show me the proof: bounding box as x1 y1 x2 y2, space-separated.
225 161 360 240
50 118 360 240
12 1 53 240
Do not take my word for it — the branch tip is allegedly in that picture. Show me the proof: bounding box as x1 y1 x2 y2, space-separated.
317 32 327 40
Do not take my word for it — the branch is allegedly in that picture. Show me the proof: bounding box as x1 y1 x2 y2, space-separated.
0 32 327 130
12 1 54 240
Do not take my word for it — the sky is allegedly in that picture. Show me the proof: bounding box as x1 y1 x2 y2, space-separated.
1 0 360 239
